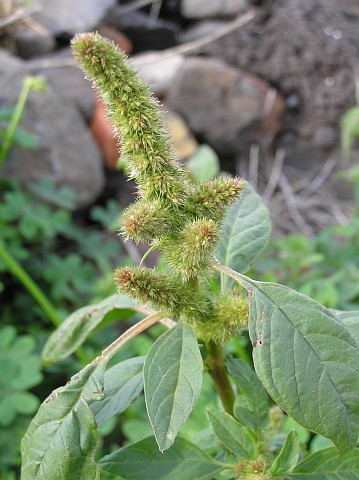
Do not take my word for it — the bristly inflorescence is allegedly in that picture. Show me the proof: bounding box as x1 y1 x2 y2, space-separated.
72 32 247 342
72 32 187 205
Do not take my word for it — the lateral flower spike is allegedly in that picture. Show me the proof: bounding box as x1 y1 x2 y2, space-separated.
114 266 212 322
204 292 249 344
159 219 220 279
121 199 171 243
71 32 187 204
186 177 245 222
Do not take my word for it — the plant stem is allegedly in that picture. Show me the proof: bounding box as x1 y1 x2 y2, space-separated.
0 242 95 365
0 76 34 167
94 310 164 364
0 241 61 327
210 259 244 286
206 340 235 416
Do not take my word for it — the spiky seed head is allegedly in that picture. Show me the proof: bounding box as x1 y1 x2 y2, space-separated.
196 291 249 344
121 200 171 243
160 219 220 280
72 32 188 204
114 266 213 322
186 177 246 221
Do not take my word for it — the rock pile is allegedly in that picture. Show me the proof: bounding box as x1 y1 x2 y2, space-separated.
0 0 358 215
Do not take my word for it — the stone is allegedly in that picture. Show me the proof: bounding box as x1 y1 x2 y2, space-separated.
163 110 198 161
204 0 359 158
0 52 105 209
177 20 229 43
13 24 56 60
0 47 23 75
102 9 179 53
31 0 117 35
132 52 184 97
167 56 284 157
29 49 95 121
181 0 249 18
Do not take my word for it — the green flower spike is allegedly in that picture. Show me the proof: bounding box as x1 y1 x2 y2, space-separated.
114 266 212 322
121 199 171 243
71 32 188 205
159 218 220 280
206 292 249 344
186 177 245 222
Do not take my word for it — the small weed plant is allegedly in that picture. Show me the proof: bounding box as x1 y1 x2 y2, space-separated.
20 34 359 480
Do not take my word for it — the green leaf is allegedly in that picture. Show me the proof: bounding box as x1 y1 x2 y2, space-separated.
0 416 31 467
284 417 310 444
207 409 257 460
226 357 268 436
0 327 43 427
12 127 37 149
216 183 271 288
42 294 144 364
310 435 334 453
271 430 300 476
29 179 77 210
99 436 225 480
331 309 359 346
7 391 39 415
289 447 359 479
143 322 203 451
21 363 102 480
238 275 359 451
187 144 220 181
88 357 145 425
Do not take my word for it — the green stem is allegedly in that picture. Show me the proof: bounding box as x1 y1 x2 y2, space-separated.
0 76 34 167
0 241 92 364
93 310 164 364
206 340 235 416
0 242 61 327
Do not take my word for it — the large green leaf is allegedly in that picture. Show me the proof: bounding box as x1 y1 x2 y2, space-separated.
88 357 145 425
331 309 359 346
207 409 257 460
271 430 300 476
216 183 271 288
238 275 359 451
143 322 203 451
42 294 145 364
21 363 102 480
99 436 225 480
226 357 268 436
289 447 359 479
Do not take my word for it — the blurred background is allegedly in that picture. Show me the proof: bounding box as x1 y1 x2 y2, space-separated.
1 0 359 478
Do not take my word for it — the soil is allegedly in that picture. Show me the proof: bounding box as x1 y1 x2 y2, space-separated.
205 0 359 151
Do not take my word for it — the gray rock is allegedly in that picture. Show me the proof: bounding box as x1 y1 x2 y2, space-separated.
102 9 179 53
0 47 23 75
131 52 185 97
31 0 116 35
167 56 284 157
181 0 249 18
29 49 95 121
177 20 228 43
0 51 104 208
13 24 56 59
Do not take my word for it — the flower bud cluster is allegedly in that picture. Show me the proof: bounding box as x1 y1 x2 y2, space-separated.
196 291 249 344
